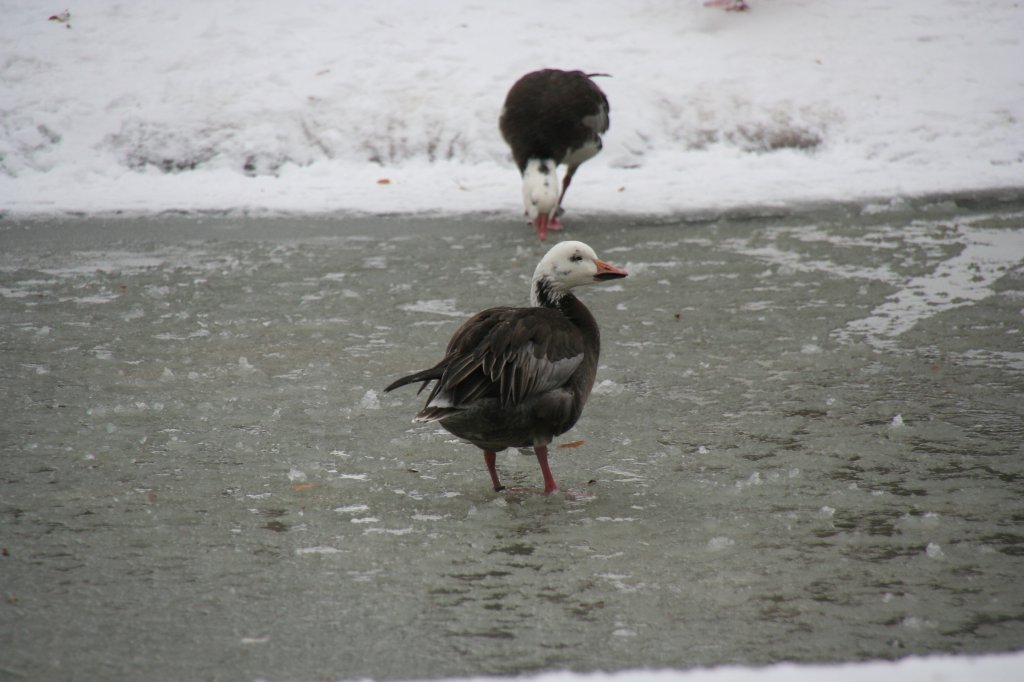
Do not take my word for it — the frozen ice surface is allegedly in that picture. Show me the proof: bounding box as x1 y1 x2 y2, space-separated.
0 208 1022 681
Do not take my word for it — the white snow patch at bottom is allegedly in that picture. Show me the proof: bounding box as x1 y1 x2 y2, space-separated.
369 652 1024 682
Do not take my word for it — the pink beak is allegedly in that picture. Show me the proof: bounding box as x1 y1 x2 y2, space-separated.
594 258 628 281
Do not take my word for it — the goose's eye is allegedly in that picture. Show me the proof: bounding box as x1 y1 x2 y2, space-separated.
570 254 583 263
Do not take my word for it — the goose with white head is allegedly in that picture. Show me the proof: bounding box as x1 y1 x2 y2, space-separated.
385 241 628 494
500 69 610 241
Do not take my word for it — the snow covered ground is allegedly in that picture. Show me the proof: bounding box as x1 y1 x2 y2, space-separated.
1 0 1022 217
411 653 1024 682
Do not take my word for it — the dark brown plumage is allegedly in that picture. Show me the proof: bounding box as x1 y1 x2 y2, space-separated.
385 241 627 494
499 69 610 240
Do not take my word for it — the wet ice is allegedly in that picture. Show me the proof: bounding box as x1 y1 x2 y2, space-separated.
0 208 1022 681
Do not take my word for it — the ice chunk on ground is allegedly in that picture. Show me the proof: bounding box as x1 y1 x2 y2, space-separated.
360 389 381 409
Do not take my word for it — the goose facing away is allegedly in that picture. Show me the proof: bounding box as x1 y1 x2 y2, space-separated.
384 241 627 493
499 69 610 241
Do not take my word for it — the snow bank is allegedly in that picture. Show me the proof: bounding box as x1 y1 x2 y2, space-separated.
2 0 1022 216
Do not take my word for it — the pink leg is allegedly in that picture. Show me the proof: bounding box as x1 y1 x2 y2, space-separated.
483 450 505 492
561 167 577 202
534 445 559 494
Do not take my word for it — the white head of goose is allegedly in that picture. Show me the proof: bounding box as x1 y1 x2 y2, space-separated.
384 241 627 494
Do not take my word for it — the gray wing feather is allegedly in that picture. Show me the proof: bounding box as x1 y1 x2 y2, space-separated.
423 307 585 411
504 344 582 406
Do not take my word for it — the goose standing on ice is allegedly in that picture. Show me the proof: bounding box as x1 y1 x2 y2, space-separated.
384 241 627 494
499 69 610 240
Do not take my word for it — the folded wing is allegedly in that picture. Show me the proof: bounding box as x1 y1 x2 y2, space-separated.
419 307 585 418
